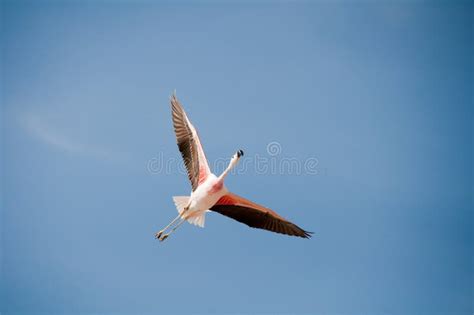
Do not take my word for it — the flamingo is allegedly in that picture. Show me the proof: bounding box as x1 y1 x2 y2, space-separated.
155 93 312 242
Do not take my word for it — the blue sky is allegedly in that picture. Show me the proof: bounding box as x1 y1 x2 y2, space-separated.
1 1 472 314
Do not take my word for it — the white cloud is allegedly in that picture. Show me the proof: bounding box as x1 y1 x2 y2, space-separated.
21 112 123 162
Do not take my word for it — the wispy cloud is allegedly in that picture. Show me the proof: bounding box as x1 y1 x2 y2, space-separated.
21 112 125 162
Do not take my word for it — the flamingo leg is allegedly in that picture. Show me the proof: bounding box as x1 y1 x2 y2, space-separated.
155 214 181 239
159 218 187 242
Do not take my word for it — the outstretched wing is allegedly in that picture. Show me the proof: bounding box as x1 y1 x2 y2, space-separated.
210 193 312 238
170 94 211 191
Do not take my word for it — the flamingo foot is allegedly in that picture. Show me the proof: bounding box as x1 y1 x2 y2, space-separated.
155 231 164 239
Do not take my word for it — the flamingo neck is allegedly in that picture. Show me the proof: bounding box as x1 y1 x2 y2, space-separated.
219 155 239 180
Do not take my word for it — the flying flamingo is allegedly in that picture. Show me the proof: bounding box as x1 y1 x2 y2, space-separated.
155 93 312 241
